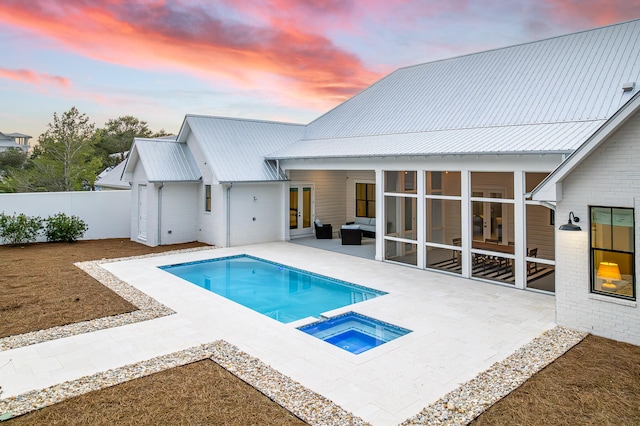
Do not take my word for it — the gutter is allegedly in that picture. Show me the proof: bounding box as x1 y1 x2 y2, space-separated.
157 182 164 245
226 182 234 247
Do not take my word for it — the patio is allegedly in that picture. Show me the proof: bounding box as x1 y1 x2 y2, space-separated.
0 242 557 425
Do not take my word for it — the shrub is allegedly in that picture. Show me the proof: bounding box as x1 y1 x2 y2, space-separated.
0 212 43 245
45 213 88 242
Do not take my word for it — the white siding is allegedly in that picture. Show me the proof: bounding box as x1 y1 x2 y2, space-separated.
556 111 640 345
229 183 285 246
289 170 347 235
346 170 375 221
159 183 199 245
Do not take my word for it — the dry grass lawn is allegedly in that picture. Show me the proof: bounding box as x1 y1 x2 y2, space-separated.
1 239 639 425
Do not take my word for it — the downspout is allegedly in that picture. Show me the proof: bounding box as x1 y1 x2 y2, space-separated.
158 182 164 246
226 182 234 247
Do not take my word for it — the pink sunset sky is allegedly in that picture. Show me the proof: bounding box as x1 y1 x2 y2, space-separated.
2 0 640 140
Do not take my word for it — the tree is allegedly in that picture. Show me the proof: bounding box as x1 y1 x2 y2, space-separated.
0 148 31 192
96 116 154 165
32 107 101 191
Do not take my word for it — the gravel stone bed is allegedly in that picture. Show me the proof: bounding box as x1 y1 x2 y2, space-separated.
0 246 213 352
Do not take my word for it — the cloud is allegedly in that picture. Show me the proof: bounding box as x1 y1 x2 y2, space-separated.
0 0 384 109
0 67 71 89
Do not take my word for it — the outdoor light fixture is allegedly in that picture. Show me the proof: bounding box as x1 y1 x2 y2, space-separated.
559 211 581 231
622 82 635 92
598 262 621 291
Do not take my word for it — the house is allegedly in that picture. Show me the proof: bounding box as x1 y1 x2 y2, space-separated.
0 132 31 152
124 20 640 343
532 90 640 345
94 160 131 190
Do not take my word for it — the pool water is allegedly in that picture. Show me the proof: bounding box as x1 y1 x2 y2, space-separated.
299 312 412 354
159 255 386 323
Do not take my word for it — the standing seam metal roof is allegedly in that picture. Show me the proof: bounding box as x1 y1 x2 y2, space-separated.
300 19 640 151
133 138 201 182
179 115 305 182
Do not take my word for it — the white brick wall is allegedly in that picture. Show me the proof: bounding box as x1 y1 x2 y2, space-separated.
556 111 640 345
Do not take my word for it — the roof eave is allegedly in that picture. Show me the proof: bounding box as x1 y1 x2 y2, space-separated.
532 90 640 202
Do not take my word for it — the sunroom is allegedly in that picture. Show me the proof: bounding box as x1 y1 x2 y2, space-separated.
279 154 559 293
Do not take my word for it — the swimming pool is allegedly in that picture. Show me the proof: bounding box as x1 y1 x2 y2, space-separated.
159 254 386 323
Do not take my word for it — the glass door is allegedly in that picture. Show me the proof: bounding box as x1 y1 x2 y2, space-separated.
289 185 313 236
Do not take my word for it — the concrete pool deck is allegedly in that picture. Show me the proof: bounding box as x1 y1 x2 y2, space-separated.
0 242 557 425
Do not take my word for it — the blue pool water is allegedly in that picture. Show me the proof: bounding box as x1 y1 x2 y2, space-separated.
299 312 412 354
159 255 386 323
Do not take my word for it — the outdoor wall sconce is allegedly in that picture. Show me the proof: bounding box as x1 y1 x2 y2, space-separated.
559 211 581 231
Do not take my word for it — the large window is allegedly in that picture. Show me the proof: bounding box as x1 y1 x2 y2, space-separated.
205 185 211 212
356 183 375 218
591 206 635 300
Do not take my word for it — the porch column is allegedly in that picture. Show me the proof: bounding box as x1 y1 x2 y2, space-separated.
461 169 471 277
514 171 526 289
375 169 384 261
416 169 425 269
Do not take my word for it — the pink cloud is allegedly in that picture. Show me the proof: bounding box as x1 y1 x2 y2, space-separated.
0 67 71 89
541 0 640 28
0 0 384 109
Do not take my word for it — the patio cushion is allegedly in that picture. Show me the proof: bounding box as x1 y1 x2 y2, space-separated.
342 224 361 230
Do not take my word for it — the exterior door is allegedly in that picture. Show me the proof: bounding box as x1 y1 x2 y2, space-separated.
289 185 313 236
472 190 504 242
138 184 147 240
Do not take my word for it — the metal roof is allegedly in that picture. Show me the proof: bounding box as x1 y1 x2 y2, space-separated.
293 19 640 156
129 138 201 182
178 115 305 182
94 160 130 189
268 120 605 159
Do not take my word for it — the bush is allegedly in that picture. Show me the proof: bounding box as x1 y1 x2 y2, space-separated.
0 212 44 245
45 213 88 242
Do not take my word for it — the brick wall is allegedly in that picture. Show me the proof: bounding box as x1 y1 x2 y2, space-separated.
556 111 640 345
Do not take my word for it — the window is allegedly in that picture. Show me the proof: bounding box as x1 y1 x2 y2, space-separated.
356 183 375 218
205 185 211 212
590 206 635 300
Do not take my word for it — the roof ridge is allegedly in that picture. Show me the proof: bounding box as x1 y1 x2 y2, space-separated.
184 114 306 127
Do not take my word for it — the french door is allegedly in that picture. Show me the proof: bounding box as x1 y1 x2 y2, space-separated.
289 185 313 237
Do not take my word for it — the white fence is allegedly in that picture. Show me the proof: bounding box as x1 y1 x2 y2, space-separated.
0 191 131 243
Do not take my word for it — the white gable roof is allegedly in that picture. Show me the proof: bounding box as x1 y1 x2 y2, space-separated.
177 115 305 182
124 137 201 182
271 19 640 160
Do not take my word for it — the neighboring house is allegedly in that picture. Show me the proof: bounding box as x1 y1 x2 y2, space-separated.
94 160 131 190
0 132 31 152
125 20 640 344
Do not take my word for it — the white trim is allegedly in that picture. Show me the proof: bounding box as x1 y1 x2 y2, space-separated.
533 91 640 202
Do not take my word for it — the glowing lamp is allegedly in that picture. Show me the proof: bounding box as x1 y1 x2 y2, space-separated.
597 262 621 291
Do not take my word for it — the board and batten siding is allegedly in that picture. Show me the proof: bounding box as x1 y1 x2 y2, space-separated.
289 170 347 233
555 110 640 345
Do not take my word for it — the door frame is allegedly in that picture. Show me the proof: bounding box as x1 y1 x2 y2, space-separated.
137 184 147 240
289 183 314 237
